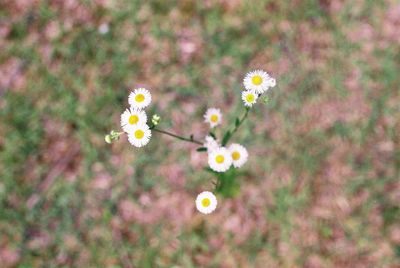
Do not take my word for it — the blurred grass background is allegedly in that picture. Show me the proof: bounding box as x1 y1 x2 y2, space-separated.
1 0 399 267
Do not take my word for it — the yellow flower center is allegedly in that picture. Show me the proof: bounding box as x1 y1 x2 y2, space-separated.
129 115 139 125
232 151 241 160
246 93 255 103
215 155 224 164
210 114 218 123
134 129 144 139
252 75 263 85
201 198 211 207
135 94 145 102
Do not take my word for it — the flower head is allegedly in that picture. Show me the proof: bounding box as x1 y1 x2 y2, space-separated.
127 124 152 147
241 90 258 107
196 191 217 214
128 88 152 110
228 143 248 168
208 147 232 172
204 108 222 128
204 135 219 153
243 70 276 94
120 108 147 132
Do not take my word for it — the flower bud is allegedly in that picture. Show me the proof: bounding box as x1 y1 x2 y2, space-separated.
105 134 112 144
105 130 123 144
151 114 161 126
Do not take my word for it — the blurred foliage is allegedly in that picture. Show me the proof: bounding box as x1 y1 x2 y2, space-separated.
0 0 399 267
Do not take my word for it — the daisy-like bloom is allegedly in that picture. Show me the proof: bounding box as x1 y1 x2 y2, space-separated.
228 143 248 168
195 191 217 214
204 108 222 128
127 124 152 147
208 147 232 172
241 90 258 107
243 70 276 94
120 108 147 132
204 135 219 153
128 88 152 110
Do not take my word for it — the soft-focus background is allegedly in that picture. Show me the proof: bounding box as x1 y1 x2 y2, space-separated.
1 0 400 267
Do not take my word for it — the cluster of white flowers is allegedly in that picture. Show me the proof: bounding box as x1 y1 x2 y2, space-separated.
121 88 152 147
197 113 248 214
203 109 249 173
195 70 276 214
196 134 248 214
111 70 276 215
242 70 276 107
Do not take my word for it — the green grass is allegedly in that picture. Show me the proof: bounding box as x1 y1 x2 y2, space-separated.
1 0 399 267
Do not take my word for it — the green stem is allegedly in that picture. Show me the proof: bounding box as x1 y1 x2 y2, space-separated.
152 128 203 145
221 107 250 146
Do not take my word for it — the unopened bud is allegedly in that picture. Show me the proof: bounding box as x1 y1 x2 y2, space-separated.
105 130 123 144
105 134 112 144
151 114 161 126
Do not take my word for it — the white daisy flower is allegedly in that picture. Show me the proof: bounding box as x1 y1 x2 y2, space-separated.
127 124 151 147
195 191 217 214
241 90 258 107
204 135 219 153
120 108 147 132
208 147 232 172
128 88 152 110
228 143 248 168
204 108 222 128
243 69 276 94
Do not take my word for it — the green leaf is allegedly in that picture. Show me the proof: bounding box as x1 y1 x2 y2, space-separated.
235 118 240 127
209 132 216 139
196 147 207 152
221 130 231 146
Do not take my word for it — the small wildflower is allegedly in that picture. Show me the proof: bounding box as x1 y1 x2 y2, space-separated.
127 124 152 147
208 147 232 172
243 70 276 94
128 88 152 110
241 90 258 107
196 191 217 214
204 108 222 128
120 108 147 132
228 143 248 168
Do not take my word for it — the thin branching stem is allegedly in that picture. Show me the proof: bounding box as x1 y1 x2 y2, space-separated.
221 107 250 146
152 128 203 145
